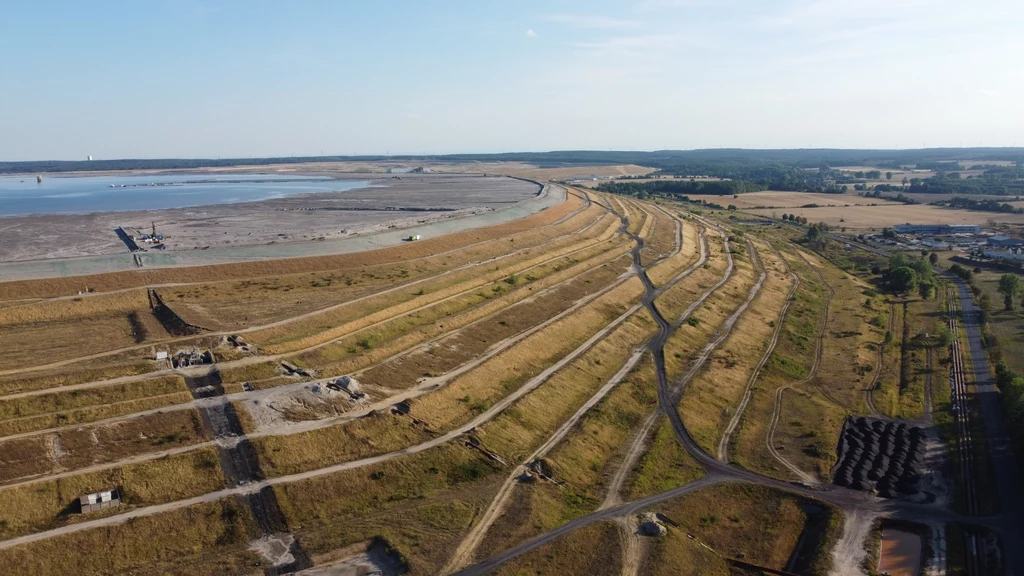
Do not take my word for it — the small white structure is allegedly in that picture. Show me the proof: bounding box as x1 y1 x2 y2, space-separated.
985 248 1024 262
155 351 169 361
80 489 121 513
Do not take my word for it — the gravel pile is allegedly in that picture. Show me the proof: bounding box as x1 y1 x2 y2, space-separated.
832 417 925 498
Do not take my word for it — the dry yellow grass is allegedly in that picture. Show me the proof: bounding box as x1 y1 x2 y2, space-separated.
0 289 151 326
271 311 658 570
626 415 704 499
224 240 632 386
0 375 186 421
724 243 878 481
246 215 623 352
412 277 645 430
654 231 730 323
640 206 680 267
648 216 700 287
249 274 643 476
625 201 647 236
728 247 828 479
356 253 635 392
478 312 655 464
0 362 158 397
0 409 207 484
276 219 626 352
0 391 194 438
775 388 848 479
662 236 757 384
805 253 880 411
253 413 435 477
0 498 259 575
679 240 794 453
640 483 816 575
0 315 163 372
163 203 616 330
0 447 226 539
271 442 499 541
469 321 670 559
494 522 622 576
634 202 656 242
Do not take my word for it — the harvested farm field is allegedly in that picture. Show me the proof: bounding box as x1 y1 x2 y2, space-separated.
748 203 1024 228
0 182 991 576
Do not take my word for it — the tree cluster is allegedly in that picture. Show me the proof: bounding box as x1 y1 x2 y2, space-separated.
994 362 1024 474
781 214 808 224
936 197 1023 215
595 179 762 198
948 263 974 282
882 252 935 298
997 273 1024 310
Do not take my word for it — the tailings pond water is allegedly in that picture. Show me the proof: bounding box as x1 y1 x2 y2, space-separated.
878 527 922 576
0 173 367 216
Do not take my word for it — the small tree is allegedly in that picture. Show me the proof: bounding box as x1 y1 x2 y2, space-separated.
919 280 935 300
886 171 893 180
889 266 919 295
999 273 1022 310
929 252 939 265
937 326 953 347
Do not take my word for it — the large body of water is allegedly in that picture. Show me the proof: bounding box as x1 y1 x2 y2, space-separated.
0 173 368 216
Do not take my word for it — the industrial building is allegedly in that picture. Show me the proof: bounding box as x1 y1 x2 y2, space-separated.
987 235 1024 248
984 248 1024 262
893 224 981 235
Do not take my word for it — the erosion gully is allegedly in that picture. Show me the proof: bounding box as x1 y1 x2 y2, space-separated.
185 370 311 574
456 215 997 576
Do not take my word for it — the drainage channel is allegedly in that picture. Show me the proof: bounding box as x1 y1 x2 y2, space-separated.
185 369 312 574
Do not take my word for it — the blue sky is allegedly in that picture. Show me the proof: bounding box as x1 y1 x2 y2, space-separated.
2 0 1022 160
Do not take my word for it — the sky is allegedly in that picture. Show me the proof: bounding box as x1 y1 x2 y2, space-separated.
2 0 1023 160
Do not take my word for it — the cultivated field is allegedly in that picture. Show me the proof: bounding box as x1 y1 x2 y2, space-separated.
749 202 1024 229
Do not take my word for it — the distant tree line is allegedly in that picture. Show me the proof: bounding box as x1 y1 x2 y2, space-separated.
906 168 1024 196
4 149 1021 198
595 179 763 197
934 197 1023 214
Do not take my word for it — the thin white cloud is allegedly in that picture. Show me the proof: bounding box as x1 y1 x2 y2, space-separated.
978 89 1000 98
525 29 537 37
569 34 683 58
543 13 640 29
